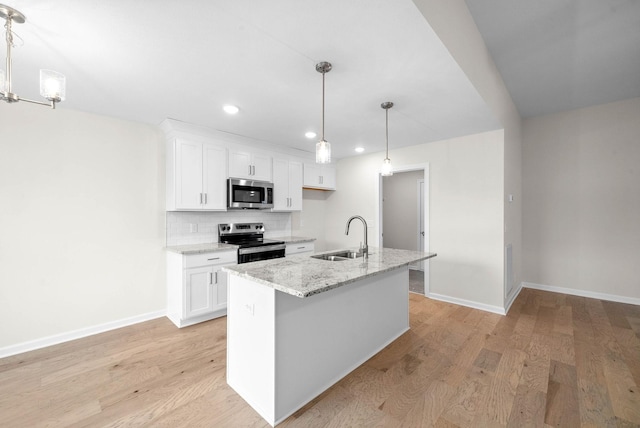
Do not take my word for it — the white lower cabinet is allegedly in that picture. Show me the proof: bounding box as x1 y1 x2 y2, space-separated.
285 242 315 256
167 250 236 327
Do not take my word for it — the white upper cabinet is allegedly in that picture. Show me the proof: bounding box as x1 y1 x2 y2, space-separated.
167 138 227 210
228 149 272 182
303 163 336 190
272 158 303 211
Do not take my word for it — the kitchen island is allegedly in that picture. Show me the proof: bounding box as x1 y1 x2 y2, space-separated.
223 247 437 426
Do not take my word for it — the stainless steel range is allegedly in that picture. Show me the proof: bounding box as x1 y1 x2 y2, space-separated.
218 223 286 264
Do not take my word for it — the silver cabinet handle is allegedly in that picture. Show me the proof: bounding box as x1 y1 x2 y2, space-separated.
204 193 208 204
297 246 305 250
207 257 220 261
214 271 218 284
208 272 213 285
252 165 256 176
200 193 203 204
248 165 252 175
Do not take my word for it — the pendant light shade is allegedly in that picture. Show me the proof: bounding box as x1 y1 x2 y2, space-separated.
381 101 394 176
315 61 332 164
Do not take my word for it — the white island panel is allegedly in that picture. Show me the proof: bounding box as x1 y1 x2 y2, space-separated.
226 275 276 422
226 266 410 426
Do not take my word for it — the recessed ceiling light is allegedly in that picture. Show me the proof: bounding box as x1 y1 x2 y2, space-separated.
305 131 317 139
355 147 365 153
223 105 239 115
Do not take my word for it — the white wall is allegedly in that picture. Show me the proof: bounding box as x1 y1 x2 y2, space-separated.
0 103 166 352
382 171 423 251
292 190 331 252
523 97 640 301
324 130 505 311
412 0 523 304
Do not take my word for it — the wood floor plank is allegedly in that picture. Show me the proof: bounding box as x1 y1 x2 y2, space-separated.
507 384 547 428
573 331 617 427
440 366 492 427
400 380 456 427
2 288 640 427
545 360 581 427
519 333 551 394
627 316 640 338
483 347 528 425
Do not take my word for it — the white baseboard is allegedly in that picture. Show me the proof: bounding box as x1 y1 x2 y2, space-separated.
504 282 524 314
427 292 507 315
0 310 167 359
522 282 640 306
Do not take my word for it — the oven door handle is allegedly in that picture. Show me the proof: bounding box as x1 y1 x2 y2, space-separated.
238 243 286 256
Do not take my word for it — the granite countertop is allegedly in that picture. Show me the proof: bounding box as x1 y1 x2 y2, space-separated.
166 236 316 255
223 247 437 298
165 242 238 255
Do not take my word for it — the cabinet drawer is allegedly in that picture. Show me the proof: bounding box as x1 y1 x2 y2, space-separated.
185 251 237 268
286 242 315 256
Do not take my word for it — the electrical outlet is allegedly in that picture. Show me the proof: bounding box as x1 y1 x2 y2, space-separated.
190 223 198 233
244 303 255 316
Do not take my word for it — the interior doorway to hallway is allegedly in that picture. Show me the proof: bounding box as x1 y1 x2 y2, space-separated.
379 164 430 295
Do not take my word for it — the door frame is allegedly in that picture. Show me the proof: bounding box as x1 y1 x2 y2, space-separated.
416 178 425 271
377 163 430 295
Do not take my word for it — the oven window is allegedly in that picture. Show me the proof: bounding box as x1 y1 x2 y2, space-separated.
233 185 264 203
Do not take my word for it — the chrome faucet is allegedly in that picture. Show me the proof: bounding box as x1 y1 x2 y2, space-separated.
345 215 368 259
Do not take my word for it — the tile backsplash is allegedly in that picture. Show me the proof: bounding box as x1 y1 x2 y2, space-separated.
166 211 292 246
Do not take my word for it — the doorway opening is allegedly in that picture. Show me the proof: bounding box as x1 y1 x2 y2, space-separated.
378 164 430 295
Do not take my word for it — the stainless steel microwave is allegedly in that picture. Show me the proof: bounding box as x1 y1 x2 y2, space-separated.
227 178 274 209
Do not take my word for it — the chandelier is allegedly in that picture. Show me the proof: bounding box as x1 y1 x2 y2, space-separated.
0 4 66 108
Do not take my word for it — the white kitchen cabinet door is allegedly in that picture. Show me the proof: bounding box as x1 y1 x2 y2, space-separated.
184 265 215 319
272 158 290 210
168 138 227 210
228 149 272 181
175 139 204 209
321 164 336 189
272 159 303 211
202 144 227 210
251 152 272 182
228 150 252 179
303 163 336 190
288 161 303 210
214 266 228 309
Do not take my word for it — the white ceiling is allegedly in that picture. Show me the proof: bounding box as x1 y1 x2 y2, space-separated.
8 1 637 159
3 0 500 160
465 0 640 118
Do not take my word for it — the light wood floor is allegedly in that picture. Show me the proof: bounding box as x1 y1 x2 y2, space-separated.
1 288 639 427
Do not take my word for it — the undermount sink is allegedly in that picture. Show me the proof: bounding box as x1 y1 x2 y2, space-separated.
311 250 370 261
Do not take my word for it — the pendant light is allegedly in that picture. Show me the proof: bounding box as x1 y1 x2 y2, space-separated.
315 61 332 164
0 4 66 109
381 101 394 176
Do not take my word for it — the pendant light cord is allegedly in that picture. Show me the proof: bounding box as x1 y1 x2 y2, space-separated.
385 108 389 159
4 17 13 92
321 70 325 141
